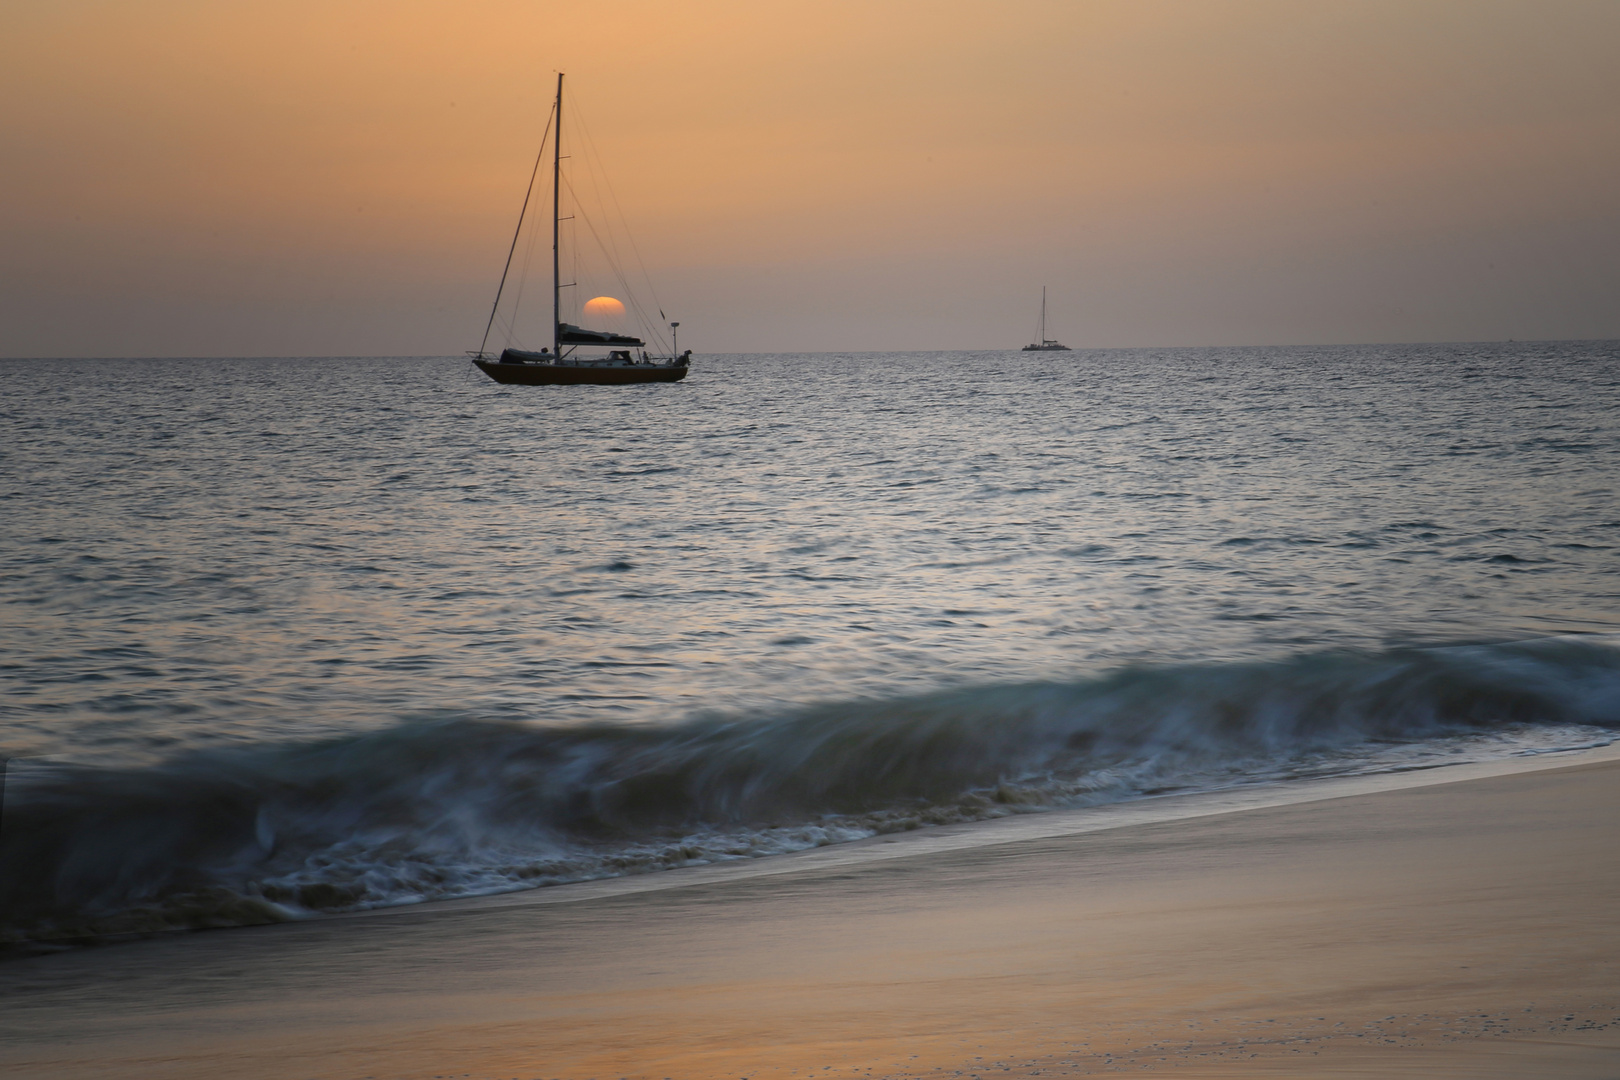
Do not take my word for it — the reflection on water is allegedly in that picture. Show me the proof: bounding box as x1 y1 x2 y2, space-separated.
2 343 1618 763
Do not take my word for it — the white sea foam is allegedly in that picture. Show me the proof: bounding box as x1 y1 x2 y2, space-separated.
3 636 1617 944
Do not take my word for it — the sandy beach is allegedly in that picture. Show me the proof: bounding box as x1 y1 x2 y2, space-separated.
3 749 1618 1080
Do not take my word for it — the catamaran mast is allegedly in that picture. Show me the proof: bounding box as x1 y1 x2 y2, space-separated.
553 73 563 359
1040 286 1047 345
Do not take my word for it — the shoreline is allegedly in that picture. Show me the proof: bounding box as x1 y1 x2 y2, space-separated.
2 744 1617 1078
366 737 1620 919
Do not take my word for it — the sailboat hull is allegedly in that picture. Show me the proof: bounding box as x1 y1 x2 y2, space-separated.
474 359 689 385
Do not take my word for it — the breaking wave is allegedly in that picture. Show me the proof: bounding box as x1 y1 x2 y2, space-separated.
4 636 1618 947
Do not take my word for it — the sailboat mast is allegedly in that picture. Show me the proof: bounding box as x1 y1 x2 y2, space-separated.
552 72 563 359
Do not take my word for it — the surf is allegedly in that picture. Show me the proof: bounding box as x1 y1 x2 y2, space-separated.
3 635 1617 947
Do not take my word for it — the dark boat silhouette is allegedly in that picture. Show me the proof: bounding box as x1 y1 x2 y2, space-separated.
1021 286 1071 352
471 74 690 386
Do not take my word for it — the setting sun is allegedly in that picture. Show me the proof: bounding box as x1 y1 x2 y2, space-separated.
583 296 625 321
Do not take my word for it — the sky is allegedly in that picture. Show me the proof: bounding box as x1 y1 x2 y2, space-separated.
2 0 1617 356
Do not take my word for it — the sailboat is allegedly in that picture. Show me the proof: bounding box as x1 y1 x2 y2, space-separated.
471 74 690 386
1021 286 1071 352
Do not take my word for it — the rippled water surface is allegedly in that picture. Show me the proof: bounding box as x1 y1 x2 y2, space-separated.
6 343 1618 762
3 343 1619 937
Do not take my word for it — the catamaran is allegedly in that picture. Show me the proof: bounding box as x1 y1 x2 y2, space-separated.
471 74 690 385
1021 286 1071 352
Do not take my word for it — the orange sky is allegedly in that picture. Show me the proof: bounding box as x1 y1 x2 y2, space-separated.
2 0 1617 355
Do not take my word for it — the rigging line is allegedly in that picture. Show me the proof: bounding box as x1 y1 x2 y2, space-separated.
566 101 671 355
572 102 666 321
568 97 670 332
559 175 653 326
568 113 639 324
493 310 520 348
560 174 669 352
479 100 556 359
567 185 579 325
505 162 552 347
566 100 629 273
553 99 668 353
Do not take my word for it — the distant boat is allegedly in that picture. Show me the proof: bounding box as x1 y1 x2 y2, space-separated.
1021 287 1071 352
471 74 690 386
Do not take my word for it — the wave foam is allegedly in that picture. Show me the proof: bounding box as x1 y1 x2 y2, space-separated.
4 636 1618 946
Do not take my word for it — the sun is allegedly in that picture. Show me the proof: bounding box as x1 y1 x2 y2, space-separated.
583 296 626 320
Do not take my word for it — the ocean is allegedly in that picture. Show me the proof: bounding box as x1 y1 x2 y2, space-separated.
3 342 1618 943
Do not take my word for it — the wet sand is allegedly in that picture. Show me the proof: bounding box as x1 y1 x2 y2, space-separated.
3 750 1618 1079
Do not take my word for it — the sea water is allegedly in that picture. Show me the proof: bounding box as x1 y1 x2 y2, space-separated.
2 342 1618 940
